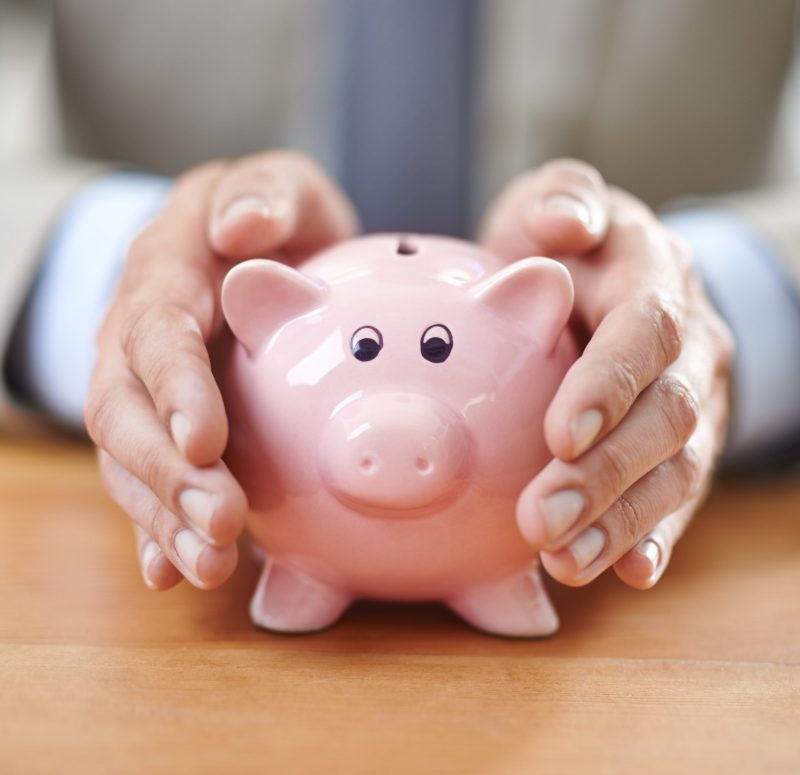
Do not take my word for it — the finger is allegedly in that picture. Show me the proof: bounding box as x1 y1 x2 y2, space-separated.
114 163 232 465
209 150 359 261
540 431 708 587
615 346 730 590
518 372 700 551
544 199 691 461
116 297 228 466
478 158 609 259
544 292 686 460
85 366 248 547
612 502 696 590
134 524 182 591
100 452 238 590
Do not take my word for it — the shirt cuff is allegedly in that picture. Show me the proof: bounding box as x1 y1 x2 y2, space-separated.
662 208 800 464
10 171 172 429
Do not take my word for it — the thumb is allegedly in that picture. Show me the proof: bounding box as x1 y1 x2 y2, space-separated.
478 158 609 260
209 151 359 262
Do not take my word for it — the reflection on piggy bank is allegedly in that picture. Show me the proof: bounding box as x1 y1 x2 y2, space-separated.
217 234 578 637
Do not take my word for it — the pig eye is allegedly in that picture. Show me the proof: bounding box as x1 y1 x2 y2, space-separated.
420 324 453 363
350 325 383 362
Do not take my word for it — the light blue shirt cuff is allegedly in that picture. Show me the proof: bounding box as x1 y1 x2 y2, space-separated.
662 208 800 464
13 171 172 428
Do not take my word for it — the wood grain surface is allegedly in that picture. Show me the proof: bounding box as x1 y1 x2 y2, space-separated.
1 436 798 774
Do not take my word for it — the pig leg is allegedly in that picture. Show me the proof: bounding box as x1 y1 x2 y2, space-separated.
249 557 353 634
447 564 559 638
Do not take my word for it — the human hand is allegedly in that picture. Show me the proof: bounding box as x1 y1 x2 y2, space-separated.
479 159 734 589
85 152 358 590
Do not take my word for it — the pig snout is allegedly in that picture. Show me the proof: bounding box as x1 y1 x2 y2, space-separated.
318 393 470 517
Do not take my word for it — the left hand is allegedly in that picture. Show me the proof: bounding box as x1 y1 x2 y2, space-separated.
479 159 734 589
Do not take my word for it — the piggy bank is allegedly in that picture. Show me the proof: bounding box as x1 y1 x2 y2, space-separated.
217 234 578 638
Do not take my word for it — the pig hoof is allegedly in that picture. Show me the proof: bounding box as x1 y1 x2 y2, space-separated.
249 559 352 634
447 568 559 639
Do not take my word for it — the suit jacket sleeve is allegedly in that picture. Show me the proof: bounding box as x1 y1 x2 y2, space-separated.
723 187 800 294
0 159 107 433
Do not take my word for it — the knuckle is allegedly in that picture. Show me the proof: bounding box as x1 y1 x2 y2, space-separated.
674 445 704 499
120 302 205 397
614 494 646 545
143 353 177 409
135 443 180 508
656 375 700 446
642 293 684 366
135 442 164 491
146 501 172 547
607 357 640 412
118 301 152 362
83 386 114 445
595 437 633 498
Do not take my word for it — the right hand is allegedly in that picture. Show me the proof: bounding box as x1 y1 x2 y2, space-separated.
85 151 358 590
479 159 733 590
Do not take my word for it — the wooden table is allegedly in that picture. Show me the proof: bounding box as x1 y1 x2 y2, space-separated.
1 436 798 774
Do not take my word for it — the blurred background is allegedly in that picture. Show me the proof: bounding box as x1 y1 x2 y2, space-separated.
3 0 800 233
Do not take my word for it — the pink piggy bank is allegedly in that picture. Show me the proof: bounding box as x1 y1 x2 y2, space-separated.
217 234 578 638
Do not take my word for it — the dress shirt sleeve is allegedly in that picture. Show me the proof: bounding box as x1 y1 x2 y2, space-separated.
8 171 172 429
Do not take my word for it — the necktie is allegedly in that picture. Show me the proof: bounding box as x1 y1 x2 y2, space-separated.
332 0 477 236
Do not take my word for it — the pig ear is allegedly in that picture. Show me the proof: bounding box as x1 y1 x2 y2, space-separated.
221 259 327 356
471 258 574 353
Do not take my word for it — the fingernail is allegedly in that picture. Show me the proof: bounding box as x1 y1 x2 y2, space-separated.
179 488 218 541
570 409 603 457
568 527 606 571
219 195 272 227
174 529 206 579
540 489 584 543
170 412 191 456
140 540 161 588
635 538 664 586
542 193 592 229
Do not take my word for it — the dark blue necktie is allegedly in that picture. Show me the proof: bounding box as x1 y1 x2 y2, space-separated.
333 0 477 236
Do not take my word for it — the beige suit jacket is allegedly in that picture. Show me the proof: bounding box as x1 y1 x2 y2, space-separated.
1 0 799 429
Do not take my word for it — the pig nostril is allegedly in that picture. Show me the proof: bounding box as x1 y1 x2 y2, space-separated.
415 457 432 475
360 453 378 475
